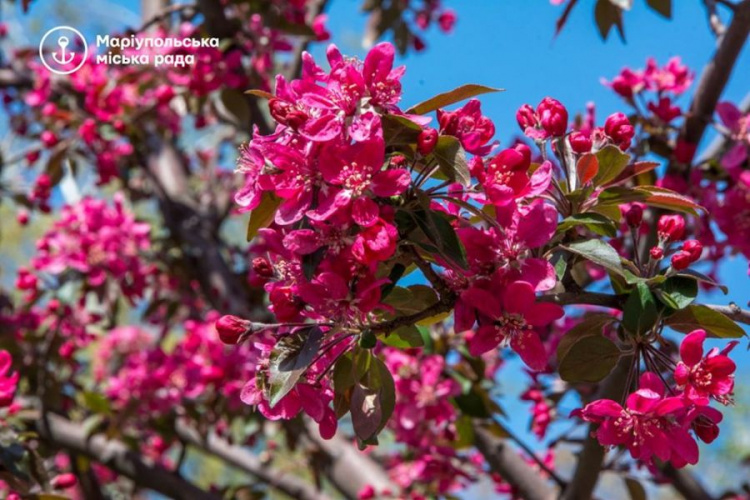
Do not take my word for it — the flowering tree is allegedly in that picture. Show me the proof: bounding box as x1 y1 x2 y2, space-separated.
0 0 749 499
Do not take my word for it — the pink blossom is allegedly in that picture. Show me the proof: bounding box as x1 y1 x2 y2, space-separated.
463 281 564 370
675 329 737 405
438 99 497 155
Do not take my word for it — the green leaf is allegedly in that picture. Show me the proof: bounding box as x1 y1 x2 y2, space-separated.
277 326 324 372
646 0 671 18
559 336 621 383
454 387 492 418
268 327 324 407
557 313 617 362
557 213 618 237
657 276 697 310
432 135 471 187
382 114 422 147
350 356 395 441
563 239 627 278
381 325 424 348
407 84 503 115
665 305 746 338
676 269 728 294
623 282 658 335
412 210 468 269
246 192 281 241
82 391 112 415
383 285 438 316
594 145 630 185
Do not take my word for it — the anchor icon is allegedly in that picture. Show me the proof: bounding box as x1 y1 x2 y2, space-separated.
51 36 75 65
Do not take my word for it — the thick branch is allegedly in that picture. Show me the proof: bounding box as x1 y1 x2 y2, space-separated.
662 464 715 500
303 421 397 500
561 355 632 500
37 413 218 500
473 423 556 500
677 0 750 170
175 423 330 500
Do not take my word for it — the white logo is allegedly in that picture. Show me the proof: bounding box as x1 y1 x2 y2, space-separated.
39 26 88 75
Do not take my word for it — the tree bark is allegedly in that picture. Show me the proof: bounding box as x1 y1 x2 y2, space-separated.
37 413 219 500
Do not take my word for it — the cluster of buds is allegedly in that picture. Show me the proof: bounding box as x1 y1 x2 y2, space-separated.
649 214 703 270
517 97 569 139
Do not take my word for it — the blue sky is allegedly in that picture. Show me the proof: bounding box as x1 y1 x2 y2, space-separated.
7 0 750 494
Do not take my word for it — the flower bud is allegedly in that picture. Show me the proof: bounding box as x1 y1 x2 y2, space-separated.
215 315 252 345
516 104 537 131
252 257 275 279
604 112 635 150
51 473 77 490
625 205 643 228
40 130 58 148
682 239 703 262
537 97 568 137
513 143 532 166
568 131 592 154
438 10 457 33
657 214 686 242
650 247 664 260
671 251 693 270
417 128 439 155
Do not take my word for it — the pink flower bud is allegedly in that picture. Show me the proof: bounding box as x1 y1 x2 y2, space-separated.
513 143 532 166
26 150 41 164
625 205 643 228
568 131 592 153
215 315 252 345
438 9 457 33
650 247 664 260
604 112 635 150
537 97 568 137
51 473 77 490
671 251 693 270
40 130 58 148
16 209 29 226
681 239 703 262
657 214 686 242
516 104 537 131
252 257 275 279
417 128 439 155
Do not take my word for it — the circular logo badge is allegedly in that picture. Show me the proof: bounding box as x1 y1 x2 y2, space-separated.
39 26 88 75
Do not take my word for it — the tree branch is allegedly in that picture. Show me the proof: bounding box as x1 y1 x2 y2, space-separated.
561 355 633 500
473 423 556 500
662 463 716 500
676 0 750 173
174 422 331 500
37 413 219 500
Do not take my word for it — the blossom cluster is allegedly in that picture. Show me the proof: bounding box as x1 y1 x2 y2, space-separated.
576 329 736 468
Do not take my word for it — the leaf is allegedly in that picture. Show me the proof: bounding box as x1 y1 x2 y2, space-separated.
624 477 648 500
557 213 618 237
676 269 728 294
594 145 630 186
350 357 395 441
381 325 424 348
244 89 275 100
407 84 503 115
82 391 112 415
563 240 626 278
278 326 324 372
382 114 422 147
646 0 671 18
657 276 697 310
46 147 67 186
557 313 617 362
383 285 438 316
559 336 621 383
623 282 658 335
665 305 745 338
576 153 599 185
638 186 704 216
218 89 251 128
268 327 324 407
432 135 471 187
594 0 626 41
555 0 581 36
246 192 281 241
412 210 468 269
